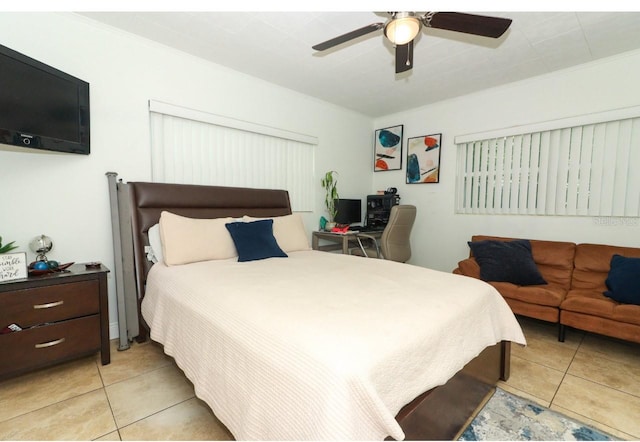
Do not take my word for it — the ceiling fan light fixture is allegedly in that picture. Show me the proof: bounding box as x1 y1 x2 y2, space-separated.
384 13 421 45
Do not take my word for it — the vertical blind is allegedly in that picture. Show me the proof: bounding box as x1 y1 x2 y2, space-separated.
455 108 640 217
149 101 316 212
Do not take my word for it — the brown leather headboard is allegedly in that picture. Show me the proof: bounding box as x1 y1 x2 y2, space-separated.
127 181 291 336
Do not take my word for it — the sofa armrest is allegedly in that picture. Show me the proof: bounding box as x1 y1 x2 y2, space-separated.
454 257 481 279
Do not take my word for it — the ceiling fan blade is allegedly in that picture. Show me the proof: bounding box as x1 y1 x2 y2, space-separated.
312 22 385 51
395 41 414 74
426 12 512 38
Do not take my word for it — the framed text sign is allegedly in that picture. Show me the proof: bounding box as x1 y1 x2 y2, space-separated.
0 252 27 282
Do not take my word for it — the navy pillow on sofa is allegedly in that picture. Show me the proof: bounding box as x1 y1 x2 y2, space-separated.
604 254 640 305
468 239 547 286
225 219 288 262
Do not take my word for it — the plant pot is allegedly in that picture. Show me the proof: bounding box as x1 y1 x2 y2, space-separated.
325 222 336 231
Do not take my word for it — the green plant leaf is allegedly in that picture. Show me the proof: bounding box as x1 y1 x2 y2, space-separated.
320 170 340 222
0 237 18 254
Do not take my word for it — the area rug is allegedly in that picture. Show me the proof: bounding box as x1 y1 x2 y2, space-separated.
459 388 618 441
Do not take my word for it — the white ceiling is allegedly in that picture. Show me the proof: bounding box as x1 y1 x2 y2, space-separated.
76 11 640 117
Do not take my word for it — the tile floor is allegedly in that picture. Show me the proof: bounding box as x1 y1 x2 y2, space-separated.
0 316 639 440
498 317 640 440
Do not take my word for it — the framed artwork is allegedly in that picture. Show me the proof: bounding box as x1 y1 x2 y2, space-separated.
374 124 403 171
406 133 442 184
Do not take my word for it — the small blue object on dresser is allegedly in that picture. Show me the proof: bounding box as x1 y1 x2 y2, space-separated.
33 261 48 270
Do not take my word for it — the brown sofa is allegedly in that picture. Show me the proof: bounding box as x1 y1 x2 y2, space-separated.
454 235 640 344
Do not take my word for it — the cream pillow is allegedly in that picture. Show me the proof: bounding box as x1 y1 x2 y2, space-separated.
159 211 237 265
242 213 310 252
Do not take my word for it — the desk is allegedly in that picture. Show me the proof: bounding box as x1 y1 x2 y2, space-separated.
311 230 383 254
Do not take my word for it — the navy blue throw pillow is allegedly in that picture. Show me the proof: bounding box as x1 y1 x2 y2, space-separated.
468 239 547 286
225 219 288 262
604 254 640 305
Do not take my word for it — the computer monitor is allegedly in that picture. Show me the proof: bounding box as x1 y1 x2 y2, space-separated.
333 199 362 225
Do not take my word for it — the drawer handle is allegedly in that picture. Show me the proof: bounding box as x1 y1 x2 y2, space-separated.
33 300 64 309
35 338 66 349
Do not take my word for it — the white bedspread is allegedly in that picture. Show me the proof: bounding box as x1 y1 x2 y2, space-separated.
141 251 525 441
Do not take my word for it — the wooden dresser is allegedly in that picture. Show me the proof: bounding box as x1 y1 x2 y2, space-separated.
0 263 110 380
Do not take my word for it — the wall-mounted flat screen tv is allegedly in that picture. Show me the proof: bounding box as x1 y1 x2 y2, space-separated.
0 44 90 155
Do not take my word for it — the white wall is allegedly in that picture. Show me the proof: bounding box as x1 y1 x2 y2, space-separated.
0 12 374 338
374 49 640 272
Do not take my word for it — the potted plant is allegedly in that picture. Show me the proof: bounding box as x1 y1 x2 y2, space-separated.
321 170 339 230
0 236 18 254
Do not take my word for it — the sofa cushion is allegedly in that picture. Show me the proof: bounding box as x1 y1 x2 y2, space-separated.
490 282 566 307
455 257 481 279
562 289 616 318
614 304 640 326
561 289 640 327
468 239 547 286
571 243 640 291
504 297 560 323
471 235 575 289
604 255 640 305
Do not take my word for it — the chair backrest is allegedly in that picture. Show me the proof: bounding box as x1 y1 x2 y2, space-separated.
379 205 417 262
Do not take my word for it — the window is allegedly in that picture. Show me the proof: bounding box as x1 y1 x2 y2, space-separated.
149 100 316 212
455 107 640 216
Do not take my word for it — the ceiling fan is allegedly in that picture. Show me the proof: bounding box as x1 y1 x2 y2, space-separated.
312 12 512 74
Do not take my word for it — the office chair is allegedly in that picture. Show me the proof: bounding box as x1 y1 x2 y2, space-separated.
350 205 417 263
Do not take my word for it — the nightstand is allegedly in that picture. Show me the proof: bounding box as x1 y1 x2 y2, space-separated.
0 263 110 380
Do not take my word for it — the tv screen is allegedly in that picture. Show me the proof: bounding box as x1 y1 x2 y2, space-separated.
0 44 90 154
334 198 362 225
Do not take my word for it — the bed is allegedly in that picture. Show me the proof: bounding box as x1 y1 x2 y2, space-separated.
123 180 526 440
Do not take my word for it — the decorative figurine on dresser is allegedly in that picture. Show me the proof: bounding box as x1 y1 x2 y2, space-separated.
0 234 110 380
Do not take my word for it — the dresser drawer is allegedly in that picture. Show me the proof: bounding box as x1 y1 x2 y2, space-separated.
0 315 100 378
0 280 99 328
